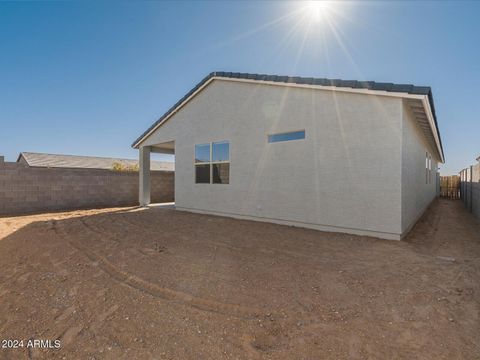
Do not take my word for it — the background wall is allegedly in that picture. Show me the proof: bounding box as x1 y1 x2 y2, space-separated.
0 161 174 216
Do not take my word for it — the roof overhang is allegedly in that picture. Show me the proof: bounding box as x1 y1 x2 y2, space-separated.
132 73 444 163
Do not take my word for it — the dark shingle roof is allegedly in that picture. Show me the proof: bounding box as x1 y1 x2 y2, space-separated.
132 71 443 159
18 152 174 171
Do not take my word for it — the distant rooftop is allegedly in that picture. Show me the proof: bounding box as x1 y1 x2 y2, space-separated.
17 152 174 171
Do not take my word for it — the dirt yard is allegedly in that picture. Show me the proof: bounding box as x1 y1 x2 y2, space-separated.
0 199 479 359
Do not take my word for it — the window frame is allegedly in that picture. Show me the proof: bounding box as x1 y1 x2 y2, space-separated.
211 141 230 184
425 151 434 185
428 154 432 184
194 163 211 184
425 152 428 184
194 141 230 185
194 143 211 164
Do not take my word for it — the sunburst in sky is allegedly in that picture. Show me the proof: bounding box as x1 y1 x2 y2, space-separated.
1 1 479 173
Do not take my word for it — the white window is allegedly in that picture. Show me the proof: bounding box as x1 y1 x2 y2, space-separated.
194 143 210 184
426 152 429 184
195 141 230 184
429 155 432 184
425 152 434 184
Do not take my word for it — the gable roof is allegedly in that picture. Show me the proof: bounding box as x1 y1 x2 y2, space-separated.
132 71 444 161
17 152 174 171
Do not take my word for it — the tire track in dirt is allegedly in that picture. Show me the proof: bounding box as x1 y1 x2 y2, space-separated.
78 217 121 246
116 210 343 264
50 213 391 357
79 214 262 296
51 219 265 320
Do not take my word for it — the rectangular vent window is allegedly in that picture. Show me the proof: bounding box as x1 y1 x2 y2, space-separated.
268 130 305 143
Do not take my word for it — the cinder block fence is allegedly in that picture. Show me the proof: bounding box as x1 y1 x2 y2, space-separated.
0 159 174 216
459 158 480 221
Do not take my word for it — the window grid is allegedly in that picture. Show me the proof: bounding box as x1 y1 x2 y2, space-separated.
195 141 230 184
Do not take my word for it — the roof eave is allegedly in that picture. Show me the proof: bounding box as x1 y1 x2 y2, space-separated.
132 72 217 149
132 73 444 162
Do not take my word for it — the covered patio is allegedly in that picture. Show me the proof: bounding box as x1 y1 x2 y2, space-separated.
138 141 175 206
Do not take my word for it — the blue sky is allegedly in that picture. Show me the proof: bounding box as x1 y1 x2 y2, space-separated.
0 1 478 174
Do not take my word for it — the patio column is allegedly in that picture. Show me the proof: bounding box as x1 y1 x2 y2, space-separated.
139 146 151 206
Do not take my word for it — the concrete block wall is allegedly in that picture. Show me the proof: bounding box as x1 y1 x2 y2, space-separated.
460 163 480 221
472 183 480 220
0 161 174 216
471 164 480 220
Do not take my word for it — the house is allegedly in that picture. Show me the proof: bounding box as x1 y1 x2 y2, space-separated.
17 152 174 171
132 72 444 240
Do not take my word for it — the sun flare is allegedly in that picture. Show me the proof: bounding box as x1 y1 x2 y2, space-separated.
303 0 333 23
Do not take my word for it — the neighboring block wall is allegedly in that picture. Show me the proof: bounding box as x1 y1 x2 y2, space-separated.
473 182 480 220
401 102 439 235
0 161 174 216
473 165 480 220
460 163 480 220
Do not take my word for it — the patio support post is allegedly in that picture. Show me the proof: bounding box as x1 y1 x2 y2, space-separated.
139 146 151 206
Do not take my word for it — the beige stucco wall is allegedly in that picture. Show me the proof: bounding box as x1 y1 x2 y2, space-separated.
142 79 405 239
400 102 439 234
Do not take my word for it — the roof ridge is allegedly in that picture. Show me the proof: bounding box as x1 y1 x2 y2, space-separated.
212 71 429 90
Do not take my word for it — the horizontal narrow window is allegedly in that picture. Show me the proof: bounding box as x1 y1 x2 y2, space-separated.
268 130 305 143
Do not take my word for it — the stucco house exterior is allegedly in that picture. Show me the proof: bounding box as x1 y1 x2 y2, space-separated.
132 72 444 240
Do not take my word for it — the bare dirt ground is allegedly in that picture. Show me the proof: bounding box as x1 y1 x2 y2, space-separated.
0 199 479 360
